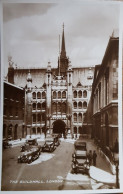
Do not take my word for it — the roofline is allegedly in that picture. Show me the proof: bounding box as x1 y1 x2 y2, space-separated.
4 81 24 91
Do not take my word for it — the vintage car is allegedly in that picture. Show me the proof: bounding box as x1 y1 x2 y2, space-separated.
52 134 60 146
21 143 30 152
71 149 89 174
26 138 38 146
74 140 87 151
42 137 56 152
18 147 41 164
3 138 12 149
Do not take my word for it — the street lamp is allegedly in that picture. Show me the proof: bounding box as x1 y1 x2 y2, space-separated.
113 152 119 188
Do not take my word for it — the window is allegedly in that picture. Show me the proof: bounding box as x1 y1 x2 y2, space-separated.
78 113 82 122
42 113 45 122
33 92 36 99
42 102 46 110
79 127 82 134
37 127 41 134
74 127 77 134
78 90 82 98
42 91 46 99
62 91 66 98
78 101 82 109
105 68 109 105
83 90 87 98
83 101 87 109
57 102 61 112
73 91 77 98
52 103 57 113
37 114 41 122
74 113 77 122
33 103 36 110
32 114 36 123
58 91 61 99
73 102 77 109
32 128 36 134
37 103 41 110
53 91 56 99
37 92 41 99
62 102 66 113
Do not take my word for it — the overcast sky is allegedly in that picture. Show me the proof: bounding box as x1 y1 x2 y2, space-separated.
3 2 119 76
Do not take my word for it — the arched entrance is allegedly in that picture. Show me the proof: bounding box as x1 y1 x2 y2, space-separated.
53 120 66 134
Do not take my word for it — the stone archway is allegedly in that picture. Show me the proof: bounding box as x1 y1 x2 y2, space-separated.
53 120 66 135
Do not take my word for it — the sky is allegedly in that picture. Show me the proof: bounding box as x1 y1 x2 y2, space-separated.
2 1 119 76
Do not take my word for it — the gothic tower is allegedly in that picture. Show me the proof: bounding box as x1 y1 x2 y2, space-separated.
59 24 69 77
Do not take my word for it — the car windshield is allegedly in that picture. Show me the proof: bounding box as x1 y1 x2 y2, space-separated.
75 145 86 150
76 155 86 159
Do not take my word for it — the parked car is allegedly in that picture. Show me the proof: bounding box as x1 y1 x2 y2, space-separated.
52 134 60 146
18 147 41 164
21 143 30 152
3 138 12 149
71 149 89 174
74 140 87 151
26 138 38 146
42 137 56 152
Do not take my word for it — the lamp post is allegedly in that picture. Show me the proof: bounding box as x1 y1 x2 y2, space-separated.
113 152 119 188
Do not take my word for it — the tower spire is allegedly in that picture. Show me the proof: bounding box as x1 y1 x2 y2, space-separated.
61 23 66 57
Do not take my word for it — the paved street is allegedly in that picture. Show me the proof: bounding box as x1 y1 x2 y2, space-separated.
1 138 115 191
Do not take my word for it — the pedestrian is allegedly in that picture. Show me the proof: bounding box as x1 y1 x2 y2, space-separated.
93 150 97 166
88 150 93 166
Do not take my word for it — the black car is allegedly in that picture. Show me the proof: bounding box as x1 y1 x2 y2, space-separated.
18 147 41 164
71 149 90 174
3 138 12 149
21 143 30 152
26 138 38 146
74 140 87 150
42 137 56 152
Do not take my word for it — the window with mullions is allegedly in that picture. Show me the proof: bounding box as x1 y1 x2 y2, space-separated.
33 92 36 99
62 91 66 98
78 90 82 98
37 92 41 99
83 90 87 98
74 113 77 122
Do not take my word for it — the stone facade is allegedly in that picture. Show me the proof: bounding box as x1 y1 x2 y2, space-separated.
89 35 119 167
6 27 94 138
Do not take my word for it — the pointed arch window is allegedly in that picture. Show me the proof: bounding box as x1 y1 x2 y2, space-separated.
37 92 41 99
57 102 61 112
33 92 36 99
42 91 46 99
73 91 77 98
73 102 77 109
78 90 82 98
78 101 82 109
83 101 87 109
78 113 82 122
52 103 57 113
37 103 41 110
42 102 46 110
32 114 36 123
33 103 36 110
58 91 61 99
53 91 57 99
62 91 66 98
62 102 66 113
83 90 87 98
37 114 41 122
74 127 77 134
74 113 77 122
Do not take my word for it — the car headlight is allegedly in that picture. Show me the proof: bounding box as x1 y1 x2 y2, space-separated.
18 156 20 159
28 156 31 160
